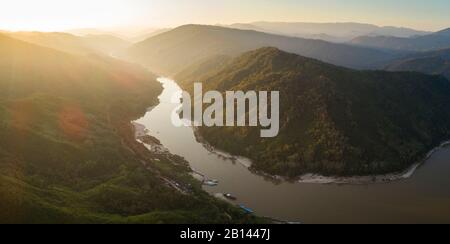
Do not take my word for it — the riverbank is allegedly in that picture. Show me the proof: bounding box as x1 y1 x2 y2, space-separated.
297 140 450 184
133 122 223 186
194 128 450 185
132 122 170 154
193 127 253 169
130 77 450 223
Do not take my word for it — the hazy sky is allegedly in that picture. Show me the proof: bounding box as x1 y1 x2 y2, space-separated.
1 0 449 32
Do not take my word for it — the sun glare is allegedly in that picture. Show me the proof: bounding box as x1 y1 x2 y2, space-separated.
1 0 449 32
0 0 142 31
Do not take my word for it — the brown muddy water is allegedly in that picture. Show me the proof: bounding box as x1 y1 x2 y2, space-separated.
135 77 450 224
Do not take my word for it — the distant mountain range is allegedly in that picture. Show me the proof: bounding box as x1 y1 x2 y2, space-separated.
3 31 131 55
227 22 430 42
351 28 450 51
386 48 450 79
126 24 400 75
66 28 126 38
66 27 172 43
176 47 450 177
129 28 172 43
79 34 131 54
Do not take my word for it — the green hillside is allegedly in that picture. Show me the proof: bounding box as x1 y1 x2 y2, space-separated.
0 34 264 223
177 47 450 177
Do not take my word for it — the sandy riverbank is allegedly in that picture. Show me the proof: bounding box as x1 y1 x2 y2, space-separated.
296 140 450 185
194 129 450 185
193 127 253 169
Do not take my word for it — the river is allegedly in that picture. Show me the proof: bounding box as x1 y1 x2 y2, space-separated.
135 77 450 224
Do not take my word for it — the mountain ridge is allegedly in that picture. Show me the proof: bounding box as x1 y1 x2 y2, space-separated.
127 24 400 75
386 48 450 79
228 21 430 42
351 27 450 51
3 31 131 56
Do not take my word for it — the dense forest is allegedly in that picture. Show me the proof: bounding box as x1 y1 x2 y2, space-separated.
177 47 450 177
0 34 265 223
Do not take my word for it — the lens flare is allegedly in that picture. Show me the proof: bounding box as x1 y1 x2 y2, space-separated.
58 104 89 141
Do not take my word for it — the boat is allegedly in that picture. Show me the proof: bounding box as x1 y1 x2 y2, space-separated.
223 193 237 201
203 180 219 186
239 205 254 214
286 221 303 225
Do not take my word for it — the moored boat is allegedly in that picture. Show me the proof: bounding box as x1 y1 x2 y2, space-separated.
224 193 237 200
239 205 254 214
203 180 219 186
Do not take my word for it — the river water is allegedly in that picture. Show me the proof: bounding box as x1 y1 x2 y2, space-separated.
135 77 450 224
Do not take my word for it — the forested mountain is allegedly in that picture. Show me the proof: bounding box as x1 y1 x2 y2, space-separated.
127 25 398 75
0 34 261 223
386 48 450 79
177 47 450 177
351 28 450 51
